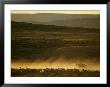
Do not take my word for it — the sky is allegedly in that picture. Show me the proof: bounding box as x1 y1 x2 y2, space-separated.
11 10 100 14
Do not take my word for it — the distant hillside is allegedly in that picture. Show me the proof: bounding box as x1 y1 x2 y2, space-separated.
11 21 99 33
11 13 100 28
45 17 99 28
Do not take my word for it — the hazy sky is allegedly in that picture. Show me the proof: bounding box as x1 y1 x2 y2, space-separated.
11 10 100 14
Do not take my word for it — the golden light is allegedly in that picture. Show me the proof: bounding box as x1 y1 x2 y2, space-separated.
11 60 100 71
11 10 100 14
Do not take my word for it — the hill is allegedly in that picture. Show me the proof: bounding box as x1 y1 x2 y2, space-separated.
11 13 100 28
11 21 99 33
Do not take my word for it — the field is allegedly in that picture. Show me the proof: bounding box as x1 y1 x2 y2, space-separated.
11 21 100 77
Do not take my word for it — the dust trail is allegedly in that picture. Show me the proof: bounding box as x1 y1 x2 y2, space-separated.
11 57 100 71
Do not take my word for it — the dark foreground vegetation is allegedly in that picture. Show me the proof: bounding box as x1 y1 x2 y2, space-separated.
11 68 100 77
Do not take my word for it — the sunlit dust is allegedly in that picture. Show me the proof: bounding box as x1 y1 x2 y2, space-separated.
11 57 100 71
